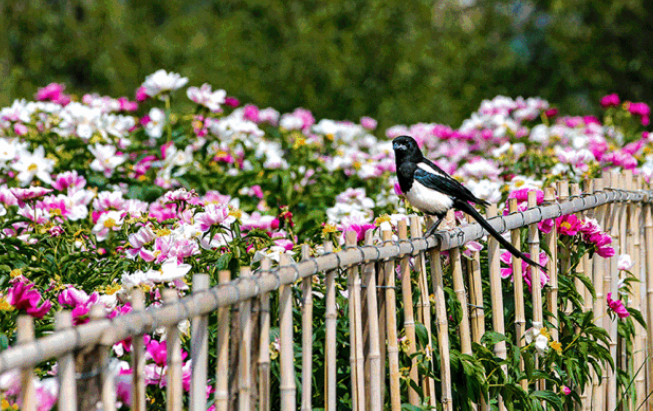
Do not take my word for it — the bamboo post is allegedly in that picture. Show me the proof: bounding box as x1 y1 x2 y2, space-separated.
382 229 402 411
466 214 485 345
377 248 387 407
527 191 543 327
257 261 271 411
397 220 420 405
606 171 620 410
239 267 253 411
487 204 507 411
131 289 146 411
591 177 606 411
362 230 383 411
300 245 314 411
55 311 76 411
410 215 436 406
215 271 231 411
581 179 594 316
323 241 338 411
451 245 473 356
279 254 297 411
631 176 646 408
508 198 527 392
557 180 570 322
93 305 116 411
162 289 183 411
645 190 653 411
190 274 210 411
17 316 36 411
429 248 453 411
345 231 366 411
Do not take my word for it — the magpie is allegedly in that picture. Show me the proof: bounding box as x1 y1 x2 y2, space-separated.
392 135 546 272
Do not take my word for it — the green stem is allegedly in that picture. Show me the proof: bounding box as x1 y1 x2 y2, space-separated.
165 95 172 144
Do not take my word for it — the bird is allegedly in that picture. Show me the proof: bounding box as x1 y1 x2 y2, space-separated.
392 135 546 272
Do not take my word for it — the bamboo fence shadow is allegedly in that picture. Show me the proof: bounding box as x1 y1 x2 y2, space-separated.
2 171 653 411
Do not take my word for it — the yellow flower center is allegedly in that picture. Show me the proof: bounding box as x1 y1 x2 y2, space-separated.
9 269 22 278
229 209 242 219
27 163 38 172
322 224 337 234
104 284 122 295
103 217 117 228
374 214 392 226
560 222 571 230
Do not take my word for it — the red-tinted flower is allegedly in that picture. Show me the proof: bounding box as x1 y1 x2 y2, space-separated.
544 108 558 117
607 292 630 319
562 386 572 395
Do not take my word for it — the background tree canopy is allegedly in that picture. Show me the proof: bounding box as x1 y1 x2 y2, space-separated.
1 0 651 129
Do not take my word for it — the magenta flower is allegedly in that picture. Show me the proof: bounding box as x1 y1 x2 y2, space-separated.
163 188 197 204
607 292 630 319
194 203 231 232
118 97 138 112
135 86 149 102
243 104 260 122
562 386 572 395
13 123 28 136
35 83 70 105
360 116 378 130
500 251 549 291
600 93 620 108
9 187 53 207
556 214 580 236
507 188 544 205
224 97 240 107
7 280 52 319
393 182 404 196
52 170 86 192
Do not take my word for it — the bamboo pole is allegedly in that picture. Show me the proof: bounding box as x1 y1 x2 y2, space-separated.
571 183 585 311
362 230 383 411
410 215 436 406
543 188 558 342
190 274 210 411
527 191 543 327
557 181 571 324
645 190 653 411
376 246 387 406
607 171 620 410
323 241 338 411
590 177 606 411
257 261 271 411
300 245 314 411
429 248 453 411
398 220 420 405
131 289 146 411
55 311 76 411
17 316 35 411
92 305 116 411
162 289 183 411
487 204 507 411
508 198 527 392
239 267 253 410
279 254 297 411
630 175 646 409
451 245 473 356
382 229 402 411
466 214 485 345
345 231 366 411
581 179 594 317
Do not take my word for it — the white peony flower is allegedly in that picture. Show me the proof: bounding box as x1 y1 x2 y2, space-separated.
187 84 226 112
141 70 189 97
11 145 55 185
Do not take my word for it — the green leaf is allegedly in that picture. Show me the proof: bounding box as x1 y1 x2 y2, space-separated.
530 390 563 411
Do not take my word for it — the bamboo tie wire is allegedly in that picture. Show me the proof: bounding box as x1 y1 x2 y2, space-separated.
410 215 437 406
382 229 402 411
322 241 338 411
397 220 420 405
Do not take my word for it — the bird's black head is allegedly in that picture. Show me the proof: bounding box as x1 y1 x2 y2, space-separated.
392 135 422 163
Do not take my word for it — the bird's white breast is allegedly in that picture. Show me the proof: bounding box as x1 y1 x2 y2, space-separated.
405 180 453 215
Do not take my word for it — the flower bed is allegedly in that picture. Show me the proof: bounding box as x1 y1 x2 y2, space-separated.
0 71 649 409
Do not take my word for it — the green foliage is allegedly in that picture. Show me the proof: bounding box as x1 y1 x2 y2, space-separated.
2 0 652 128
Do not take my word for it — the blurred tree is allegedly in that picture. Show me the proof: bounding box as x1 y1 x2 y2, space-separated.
0 0 651 128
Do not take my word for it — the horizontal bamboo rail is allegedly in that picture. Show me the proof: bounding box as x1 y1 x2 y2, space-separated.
0 188 646 374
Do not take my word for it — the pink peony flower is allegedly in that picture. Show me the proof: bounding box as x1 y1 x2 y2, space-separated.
607 292 630 319
508 188 544 205
562 386 572 395
35 83 70 105
556 214 580 236
224 97 240 107
135 86 149 102
52 171 86 192
194 203 232 232
9 187 53 207
360 116 378 130
600 94 620 108
7 280 52 319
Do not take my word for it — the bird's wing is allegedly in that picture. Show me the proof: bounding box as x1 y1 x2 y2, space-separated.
413 162 489 206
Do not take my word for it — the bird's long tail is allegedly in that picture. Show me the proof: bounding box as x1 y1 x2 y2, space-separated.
454 199 548 273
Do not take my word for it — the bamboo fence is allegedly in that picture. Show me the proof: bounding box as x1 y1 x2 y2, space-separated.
3 172 653 410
